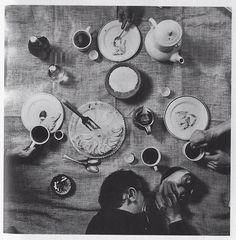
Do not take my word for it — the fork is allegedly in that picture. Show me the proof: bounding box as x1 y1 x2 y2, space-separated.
113 21 128 47
62 99 100 131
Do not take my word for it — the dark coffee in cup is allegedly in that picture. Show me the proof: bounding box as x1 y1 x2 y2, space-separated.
142 148 159 164
183 142 204 161
31 125 49 144
185 143 200 159
141 147 161 171
74 32 90 48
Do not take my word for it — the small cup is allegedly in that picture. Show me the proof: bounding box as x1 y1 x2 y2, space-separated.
53 130 64 141
28 125 50 150
182 142 204 161
160 87 171 97
72 26 92 52
123 153 136 164
88 50 99 61
141 147 161 171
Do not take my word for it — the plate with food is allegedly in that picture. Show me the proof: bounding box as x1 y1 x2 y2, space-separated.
69 101 126 158
97 20 141 62
105 63 141 99
21 93 64 133
164 96 210 140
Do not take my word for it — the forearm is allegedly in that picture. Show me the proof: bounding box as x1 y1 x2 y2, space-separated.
208 119 230 138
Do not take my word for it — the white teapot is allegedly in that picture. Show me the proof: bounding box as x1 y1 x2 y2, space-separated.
145 18 184 64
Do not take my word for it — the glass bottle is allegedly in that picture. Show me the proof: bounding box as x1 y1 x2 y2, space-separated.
48 64 69 84
28 36 51 60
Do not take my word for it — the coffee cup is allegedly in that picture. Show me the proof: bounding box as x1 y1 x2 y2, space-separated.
182 142 204 161
53 130 64 141
141 147 161 171
28 125 50 149
72 26 92 52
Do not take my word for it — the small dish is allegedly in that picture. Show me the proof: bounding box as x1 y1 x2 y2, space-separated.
50 174 75 197
105 63 141 99
160 87 171 97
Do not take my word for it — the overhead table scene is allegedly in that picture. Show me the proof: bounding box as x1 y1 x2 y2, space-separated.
4 6 231 235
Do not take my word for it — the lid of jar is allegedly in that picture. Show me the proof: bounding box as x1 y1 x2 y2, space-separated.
155 20 182 47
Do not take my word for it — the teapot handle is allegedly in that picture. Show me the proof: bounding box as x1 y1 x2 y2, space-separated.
148 18 157 29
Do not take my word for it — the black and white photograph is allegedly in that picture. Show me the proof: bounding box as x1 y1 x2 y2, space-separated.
2 0 233 237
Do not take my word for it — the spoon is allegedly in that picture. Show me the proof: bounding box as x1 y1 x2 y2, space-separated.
63 154 100 173
113 21 128 47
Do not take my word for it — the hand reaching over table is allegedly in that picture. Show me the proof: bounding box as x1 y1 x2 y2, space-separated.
118 6 135 29
190 119 231 148
6 144 36 159
155 192 182 224
205 150 230 171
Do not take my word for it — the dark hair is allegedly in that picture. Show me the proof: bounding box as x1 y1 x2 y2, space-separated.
98 170 149 209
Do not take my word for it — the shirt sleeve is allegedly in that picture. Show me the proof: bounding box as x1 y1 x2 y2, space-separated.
169 220 189 235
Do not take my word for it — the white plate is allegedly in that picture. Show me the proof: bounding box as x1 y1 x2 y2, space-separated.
98 20 141 62
21 93 64 133
69 101 126 158
164 96 210 140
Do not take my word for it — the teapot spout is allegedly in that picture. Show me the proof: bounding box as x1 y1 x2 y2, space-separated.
170 52 184 64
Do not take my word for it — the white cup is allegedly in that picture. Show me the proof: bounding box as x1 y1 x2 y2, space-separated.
88 50 99 61
141 147 161 171
53 130 64 141
182 142 205 161
72 26 92 52
28 125 50 150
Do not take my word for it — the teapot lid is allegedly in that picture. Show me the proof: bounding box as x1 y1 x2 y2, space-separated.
155 20 182 47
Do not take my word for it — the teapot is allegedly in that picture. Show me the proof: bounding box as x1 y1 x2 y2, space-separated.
145 18 184 64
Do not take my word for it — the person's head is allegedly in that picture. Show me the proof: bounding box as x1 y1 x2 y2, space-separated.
161 167 194 200
98 170 149 214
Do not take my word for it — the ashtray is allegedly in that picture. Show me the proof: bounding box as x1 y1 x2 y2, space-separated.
50 174 75 197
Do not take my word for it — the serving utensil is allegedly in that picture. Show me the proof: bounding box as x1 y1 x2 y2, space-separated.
62 99 100 131
63 154 100 173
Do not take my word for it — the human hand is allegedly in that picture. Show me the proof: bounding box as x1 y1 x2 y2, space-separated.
7 144 36 159
205 150 230 171
118 6 135 29
159 181 179 207
189 129 215 148
155 192 182 223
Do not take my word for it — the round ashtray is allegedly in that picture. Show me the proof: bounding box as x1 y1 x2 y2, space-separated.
105 63 141 99
50 174 75 197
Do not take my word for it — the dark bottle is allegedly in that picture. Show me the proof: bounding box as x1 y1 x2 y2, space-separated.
28 36 51 60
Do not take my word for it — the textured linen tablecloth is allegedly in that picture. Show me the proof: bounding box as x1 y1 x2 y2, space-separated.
4 6 231 234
